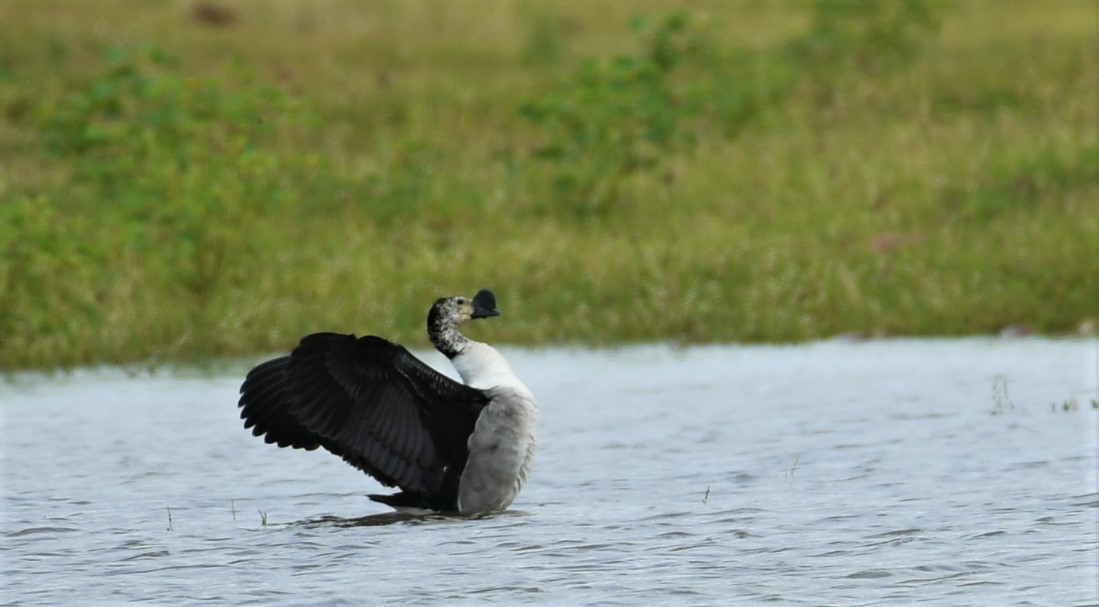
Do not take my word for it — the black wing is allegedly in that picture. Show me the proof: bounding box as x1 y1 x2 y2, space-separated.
239 355 325 450
238 333 489 495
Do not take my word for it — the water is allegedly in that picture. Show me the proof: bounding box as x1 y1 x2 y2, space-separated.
3 338 1097 606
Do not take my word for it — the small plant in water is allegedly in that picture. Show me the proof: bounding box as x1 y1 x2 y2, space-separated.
1048 395 1098 412
1051 398 1079 412
259 509 268 526
785 454 801 478
991 377 1013 415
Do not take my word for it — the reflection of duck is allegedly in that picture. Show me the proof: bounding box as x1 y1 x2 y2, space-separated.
238 290 538 514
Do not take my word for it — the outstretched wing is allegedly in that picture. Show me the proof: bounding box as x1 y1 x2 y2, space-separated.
238 333 488 495
239 355 325 450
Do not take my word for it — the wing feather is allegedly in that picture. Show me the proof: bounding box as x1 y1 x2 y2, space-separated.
238 356 324 450
239 332 488 498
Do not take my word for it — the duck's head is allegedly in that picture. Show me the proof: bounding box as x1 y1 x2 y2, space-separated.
429 289 500 331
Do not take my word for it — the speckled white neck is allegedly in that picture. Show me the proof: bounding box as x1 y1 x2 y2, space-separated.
429 320 471 359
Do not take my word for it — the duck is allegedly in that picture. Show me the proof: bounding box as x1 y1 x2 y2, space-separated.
237 289 538 514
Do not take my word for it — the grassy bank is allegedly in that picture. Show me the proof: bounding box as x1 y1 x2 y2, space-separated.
0 1 1096 370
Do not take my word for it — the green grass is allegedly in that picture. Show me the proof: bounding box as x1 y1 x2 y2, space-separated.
0 0 1096 370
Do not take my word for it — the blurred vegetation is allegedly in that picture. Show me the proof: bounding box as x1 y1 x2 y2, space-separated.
0 0 1096 370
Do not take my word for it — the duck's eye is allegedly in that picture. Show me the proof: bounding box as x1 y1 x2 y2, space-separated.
456 297 467 305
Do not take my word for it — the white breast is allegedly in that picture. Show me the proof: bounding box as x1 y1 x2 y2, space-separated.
450 342 538 514
458 385 539 513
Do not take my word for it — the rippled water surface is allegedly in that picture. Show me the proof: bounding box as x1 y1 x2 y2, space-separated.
3 339 1098 605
